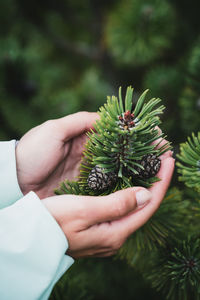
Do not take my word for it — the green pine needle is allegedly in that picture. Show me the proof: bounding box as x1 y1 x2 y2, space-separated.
55 86 171 196
117 188 189 265
147 237 200 300
177 132 200 192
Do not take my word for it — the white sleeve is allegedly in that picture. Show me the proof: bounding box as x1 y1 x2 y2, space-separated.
0 192 74 300
0 140 74 299
0 140 24 209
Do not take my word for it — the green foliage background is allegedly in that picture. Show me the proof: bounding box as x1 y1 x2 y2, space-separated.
1 0 200 299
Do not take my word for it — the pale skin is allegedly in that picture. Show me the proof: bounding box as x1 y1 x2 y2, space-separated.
16 112 174 258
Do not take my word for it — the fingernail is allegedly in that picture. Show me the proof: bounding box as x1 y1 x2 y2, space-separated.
136 189 151 206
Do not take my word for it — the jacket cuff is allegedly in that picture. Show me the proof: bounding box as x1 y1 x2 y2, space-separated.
0 140 24 209
0 191 74 299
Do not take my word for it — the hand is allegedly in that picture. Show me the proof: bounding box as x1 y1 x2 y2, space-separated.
43 149 174 258
16 112 98 198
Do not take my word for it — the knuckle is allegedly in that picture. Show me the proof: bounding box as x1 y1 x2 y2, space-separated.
103 250 117 257
43 119 57 131
98 226 112 246
115 201 125 218
109 233 125 251
154 201 161 212
75 111 89 118
76 201 88 220
100 236 110 248
44 119 54 127
112 239 124 251
99 226 125 251
114 194 131 218
66 197 87 222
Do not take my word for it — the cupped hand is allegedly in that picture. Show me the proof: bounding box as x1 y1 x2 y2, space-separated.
43 148 174 258
16 112 99 198
16 113 174 258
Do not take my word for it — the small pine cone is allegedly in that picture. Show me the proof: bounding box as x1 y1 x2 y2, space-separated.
136 154 161 179
88 165 117 191
118 111 135 130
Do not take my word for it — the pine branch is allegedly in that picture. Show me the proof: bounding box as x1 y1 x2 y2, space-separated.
177 132 200 192
105 0 176 67
146 237 200 300
55 86 171 196
117 188 190 265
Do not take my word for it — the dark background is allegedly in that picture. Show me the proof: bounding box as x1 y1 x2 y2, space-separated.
1 0 200 299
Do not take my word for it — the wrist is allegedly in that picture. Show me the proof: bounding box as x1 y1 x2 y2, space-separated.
15 143 28 195
0 140 24 208
42 197 62 228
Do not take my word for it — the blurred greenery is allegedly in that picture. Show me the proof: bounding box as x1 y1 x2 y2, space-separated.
1 0 200 142
1 0 200 299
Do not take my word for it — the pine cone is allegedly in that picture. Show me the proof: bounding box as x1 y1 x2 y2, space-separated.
135 154 161 179
118 110 135 130
87 165 117 191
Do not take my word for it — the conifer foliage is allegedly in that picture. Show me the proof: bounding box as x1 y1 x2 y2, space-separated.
56 86 171 196
105 0 176 66
2 0 200 299
177 132 200 192
147 237 200 300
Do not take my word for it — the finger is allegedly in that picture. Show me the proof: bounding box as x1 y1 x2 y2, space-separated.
149 156 175 196
56 111 99 141
134 157 175 227
67 247 116 258
66 221 122 257
94 250 117 257
154 125 162 135
83 187 151 226
151 126 163 146
108 157 175 238
152 134 173 159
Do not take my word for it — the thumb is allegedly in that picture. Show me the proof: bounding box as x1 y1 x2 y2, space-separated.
84 187 152 226
56 111 99 141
